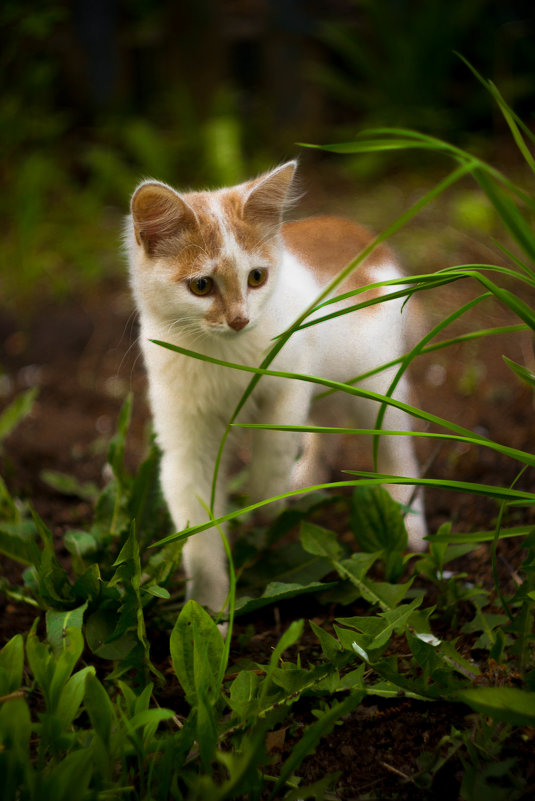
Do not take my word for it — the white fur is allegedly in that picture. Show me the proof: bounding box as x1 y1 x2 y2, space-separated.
127 167 427 618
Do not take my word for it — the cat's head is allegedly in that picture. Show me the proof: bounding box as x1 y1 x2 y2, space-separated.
127 162 297 337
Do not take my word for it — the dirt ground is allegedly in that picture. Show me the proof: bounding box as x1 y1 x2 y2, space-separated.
1 206 535 797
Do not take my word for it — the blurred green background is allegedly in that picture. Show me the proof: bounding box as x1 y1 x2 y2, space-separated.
1 0 534 304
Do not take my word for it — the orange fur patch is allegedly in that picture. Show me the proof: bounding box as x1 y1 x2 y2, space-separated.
282 216 395 295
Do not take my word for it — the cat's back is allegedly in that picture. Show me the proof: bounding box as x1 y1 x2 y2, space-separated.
282 216 398 291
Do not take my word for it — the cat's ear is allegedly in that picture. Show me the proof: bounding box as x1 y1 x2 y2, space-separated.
131 181 198 255
243 161 297 225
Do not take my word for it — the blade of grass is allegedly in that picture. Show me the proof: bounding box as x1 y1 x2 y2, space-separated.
344 471 535 506
234 424 535 469
150 339 492 443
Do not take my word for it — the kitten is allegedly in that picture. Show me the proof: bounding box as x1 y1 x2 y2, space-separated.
126 161 427 617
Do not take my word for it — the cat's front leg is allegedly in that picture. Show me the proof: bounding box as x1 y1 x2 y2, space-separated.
248 379 313 515
159 443 230 614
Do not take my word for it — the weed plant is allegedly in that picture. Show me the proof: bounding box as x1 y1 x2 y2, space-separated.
1 70 535 799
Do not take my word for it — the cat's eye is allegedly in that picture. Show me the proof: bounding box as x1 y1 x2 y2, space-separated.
189 276 214 296
248 268 267 288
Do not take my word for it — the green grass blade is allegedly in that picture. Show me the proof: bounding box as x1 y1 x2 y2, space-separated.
234 424 535 469
473 169 535 270
372 292 490 468
503 356 535 389
344 471 535 506
456 53 535 171
151 339 491 442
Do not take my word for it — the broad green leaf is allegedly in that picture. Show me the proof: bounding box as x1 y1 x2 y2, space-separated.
170 600 224 706
84 672 115 747
0 697 31 762
64 529 99 561
228 670 262 720
300 522 344 559
46 601 88 654
141 583 171 599
125 707 175 732
0 634 24 694
56 665 95 727
196 687 218 770
457 687 535 726
45 744 94 801
85 608 138 661
337 554 412 610
350 485 408 552
48 627 85 712
0 387 37 443
0 521 41 566
26 621 55 706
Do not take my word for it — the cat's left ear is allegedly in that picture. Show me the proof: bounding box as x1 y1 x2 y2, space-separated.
243 161 297 225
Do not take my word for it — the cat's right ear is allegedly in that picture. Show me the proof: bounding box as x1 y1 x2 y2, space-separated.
130 182 198 256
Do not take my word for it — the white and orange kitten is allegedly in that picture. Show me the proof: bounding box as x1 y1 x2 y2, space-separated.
127 161 426 616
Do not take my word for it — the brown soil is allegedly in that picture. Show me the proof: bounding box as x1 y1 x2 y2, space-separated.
1 261 535 798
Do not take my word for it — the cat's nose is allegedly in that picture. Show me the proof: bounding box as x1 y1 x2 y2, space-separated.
228 315 249 331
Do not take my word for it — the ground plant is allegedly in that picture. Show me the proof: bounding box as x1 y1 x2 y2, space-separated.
1 71 534 799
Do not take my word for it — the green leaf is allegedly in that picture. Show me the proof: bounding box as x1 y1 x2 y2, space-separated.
336 598 422 652
196 687 219 770
0 634 24 695
40 470 99 501
0 521 41 566
309 620 342 660
350 485 408 551
0 698 31 779
457 687 535 726
46 601 88 654
46 742 94 801
234 580 334 616
337 553 412 610
170 600 224 706
299 522 344 560
141 583 171 599
85 608 138 660
0 387 38 443
63 530 99 561
84 672 115 747
228 670 262 720
47 627 85 712
56 665 96 727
